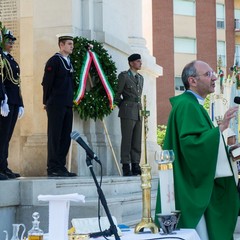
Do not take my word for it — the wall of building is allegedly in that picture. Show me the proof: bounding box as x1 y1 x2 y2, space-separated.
196 0 217 71
154 0 237 125
1 0 162 177
152 0 174 125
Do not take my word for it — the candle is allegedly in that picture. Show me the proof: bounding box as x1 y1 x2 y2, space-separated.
167 163 176 212
158 164 171 214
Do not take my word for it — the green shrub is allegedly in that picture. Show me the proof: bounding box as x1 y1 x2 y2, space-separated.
157 125 167 147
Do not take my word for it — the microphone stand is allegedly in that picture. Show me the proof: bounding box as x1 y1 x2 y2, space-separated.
86 155 121 240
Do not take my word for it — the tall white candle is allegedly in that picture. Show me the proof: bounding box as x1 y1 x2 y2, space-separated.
167 164 176 211
158 165 171 214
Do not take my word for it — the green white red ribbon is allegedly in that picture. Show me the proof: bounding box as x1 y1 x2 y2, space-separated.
74 50 115 109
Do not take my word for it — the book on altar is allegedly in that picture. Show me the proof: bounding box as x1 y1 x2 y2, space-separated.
231 146 240 158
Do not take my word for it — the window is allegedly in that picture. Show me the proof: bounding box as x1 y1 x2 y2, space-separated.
235 45 240 65
235 9 240 30
216 4 225 29
174 0 195 16
175 76 185 91
235 9 240 19
217 41 226 66
174 38 196 54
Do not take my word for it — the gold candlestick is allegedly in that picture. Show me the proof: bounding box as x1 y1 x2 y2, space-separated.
134 95 159 234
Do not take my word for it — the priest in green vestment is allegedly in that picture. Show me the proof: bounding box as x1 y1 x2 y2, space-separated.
155 60 240 240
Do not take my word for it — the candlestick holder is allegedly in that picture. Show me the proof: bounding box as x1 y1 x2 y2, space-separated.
134 164 159 233
134 95 158 234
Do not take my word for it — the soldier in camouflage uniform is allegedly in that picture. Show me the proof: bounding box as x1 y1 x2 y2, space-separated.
115 54 144 176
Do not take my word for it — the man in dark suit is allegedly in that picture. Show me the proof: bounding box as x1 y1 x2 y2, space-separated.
42 34 77 177
0 30 23 180
115 54 144 176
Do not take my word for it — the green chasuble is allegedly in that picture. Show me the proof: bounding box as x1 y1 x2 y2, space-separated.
155 92 239 240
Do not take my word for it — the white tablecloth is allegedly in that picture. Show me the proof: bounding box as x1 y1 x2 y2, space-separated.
90 228 201 240
43 228 201 240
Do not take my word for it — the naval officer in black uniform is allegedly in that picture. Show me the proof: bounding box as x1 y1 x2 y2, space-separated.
114 54 144 176
42 34 77 177
0 30 23 180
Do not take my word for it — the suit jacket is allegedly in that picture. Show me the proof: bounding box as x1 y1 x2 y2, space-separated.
42 53 74 107
3 53 23 106
115 70 144 121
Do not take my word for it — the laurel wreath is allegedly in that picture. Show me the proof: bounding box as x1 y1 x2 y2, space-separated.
71 37 118 120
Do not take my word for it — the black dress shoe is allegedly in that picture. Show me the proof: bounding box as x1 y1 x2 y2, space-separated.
61 167 77 177
48 170 69 177
67 171 77 177
48 170 77 177
0 173 8 180
5 168 20 178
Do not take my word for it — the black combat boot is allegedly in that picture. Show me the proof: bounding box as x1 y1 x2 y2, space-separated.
132 163 141 176
122 164 132 176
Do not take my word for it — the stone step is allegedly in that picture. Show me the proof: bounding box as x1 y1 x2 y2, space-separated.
19 175 158 204
0 175 158 239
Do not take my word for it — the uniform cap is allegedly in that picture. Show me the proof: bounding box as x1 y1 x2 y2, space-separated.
56 33 74 42
128 53 141 62
4 30 16 41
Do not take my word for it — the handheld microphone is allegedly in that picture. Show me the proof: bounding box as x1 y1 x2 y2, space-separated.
234 97 240 104
70 131 100 163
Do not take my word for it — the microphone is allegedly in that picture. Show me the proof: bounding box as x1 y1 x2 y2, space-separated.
70 131 100 163
234 97 240 104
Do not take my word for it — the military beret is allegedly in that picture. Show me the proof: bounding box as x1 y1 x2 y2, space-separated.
128 53 141 62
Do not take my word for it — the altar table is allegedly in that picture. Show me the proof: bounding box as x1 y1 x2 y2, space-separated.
43 228 201 240
89 228 201 240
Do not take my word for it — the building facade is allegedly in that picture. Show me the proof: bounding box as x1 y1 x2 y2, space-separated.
153 0 240 125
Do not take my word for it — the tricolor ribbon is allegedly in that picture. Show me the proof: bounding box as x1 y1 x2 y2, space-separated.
74 50 115 109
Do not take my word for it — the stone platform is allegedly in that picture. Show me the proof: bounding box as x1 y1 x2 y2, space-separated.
0 175 158 239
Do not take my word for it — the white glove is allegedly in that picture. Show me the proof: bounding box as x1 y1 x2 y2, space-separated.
18 106 24 119
1 101 10 117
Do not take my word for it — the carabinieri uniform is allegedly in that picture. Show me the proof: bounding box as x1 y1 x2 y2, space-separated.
0 51 23 171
